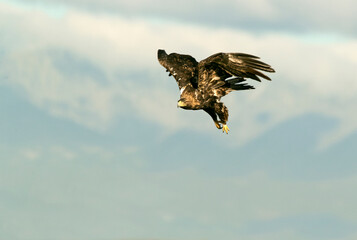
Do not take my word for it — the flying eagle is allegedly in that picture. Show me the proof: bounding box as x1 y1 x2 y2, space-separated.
157 49 275 134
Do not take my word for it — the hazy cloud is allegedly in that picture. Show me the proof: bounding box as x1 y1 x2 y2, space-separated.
6 0 357 35
2 144 357 239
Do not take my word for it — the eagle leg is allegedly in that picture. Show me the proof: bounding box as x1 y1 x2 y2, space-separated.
204 108 222 129
215 121 223 129
214 102 230 134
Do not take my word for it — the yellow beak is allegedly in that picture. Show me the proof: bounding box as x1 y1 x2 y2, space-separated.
177 100 186 108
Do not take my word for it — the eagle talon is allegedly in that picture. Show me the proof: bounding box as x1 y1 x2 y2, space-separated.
222 124 230 134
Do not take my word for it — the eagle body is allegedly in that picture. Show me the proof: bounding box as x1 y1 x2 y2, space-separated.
157 49 275 133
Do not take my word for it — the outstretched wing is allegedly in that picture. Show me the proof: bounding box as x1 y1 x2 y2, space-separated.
157 49 198 90
198 52 275 91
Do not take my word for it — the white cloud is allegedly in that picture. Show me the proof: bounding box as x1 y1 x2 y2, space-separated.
1 1 357 147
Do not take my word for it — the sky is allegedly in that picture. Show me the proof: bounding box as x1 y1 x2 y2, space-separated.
0 0 357 239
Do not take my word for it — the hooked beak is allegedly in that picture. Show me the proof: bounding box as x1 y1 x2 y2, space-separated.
177 100 185 108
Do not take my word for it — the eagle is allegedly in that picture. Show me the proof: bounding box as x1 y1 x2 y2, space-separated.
157 49 275 134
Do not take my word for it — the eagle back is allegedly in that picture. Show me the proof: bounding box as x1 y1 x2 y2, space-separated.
196 52 274 98
198 62 230 93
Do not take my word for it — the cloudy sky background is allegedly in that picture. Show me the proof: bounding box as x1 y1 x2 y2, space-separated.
1 0 357 239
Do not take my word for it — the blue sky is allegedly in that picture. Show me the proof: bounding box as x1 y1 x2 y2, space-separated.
1 0 357 240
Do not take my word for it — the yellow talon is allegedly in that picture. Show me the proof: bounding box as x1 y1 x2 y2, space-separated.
222 124 230 134
214 121 222 129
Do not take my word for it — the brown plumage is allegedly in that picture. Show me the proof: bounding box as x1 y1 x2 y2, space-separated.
157 49 275 133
